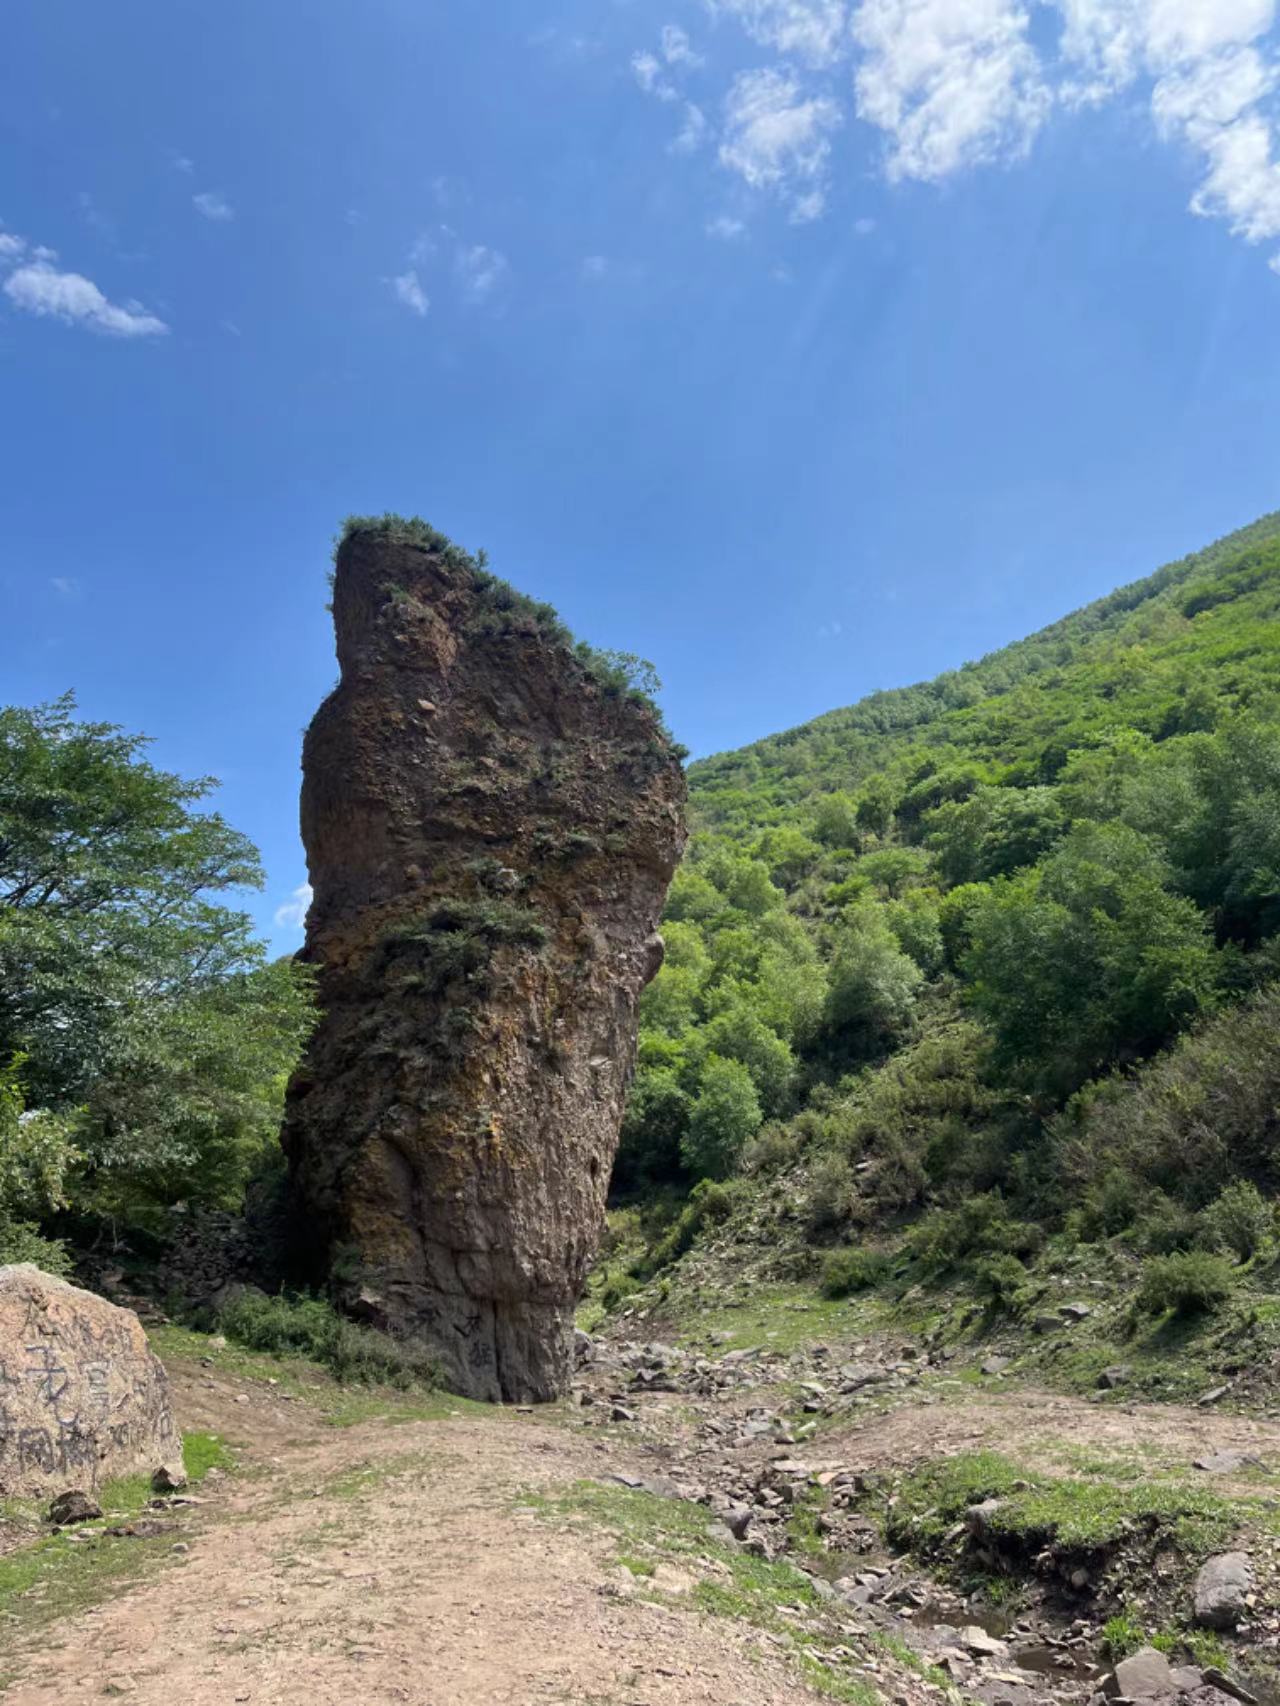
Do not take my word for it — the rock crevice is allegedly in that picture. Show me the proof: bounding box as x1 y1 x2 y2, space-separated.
282 521 686 1401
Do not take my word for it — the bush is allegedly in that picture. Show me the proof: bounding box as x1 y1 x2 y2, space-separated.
1052 984 1280 1206
820 1246 891 1297
742 1120 804 1175
0 1220 73 1275
906 1192 1043 1269
1201 1180 1272 1262
971 1251 1030 1311
641 1177 748 1276
803 1152 856 1236
1080 1168 1143 1239
1133 1194 1203 1255
1135 1251 1237 1318
216 1290 440 1389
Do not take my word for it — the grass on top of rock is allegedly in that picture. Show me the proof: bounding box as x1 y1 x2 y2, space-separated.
869 1449 1248 1573
334 514 682 747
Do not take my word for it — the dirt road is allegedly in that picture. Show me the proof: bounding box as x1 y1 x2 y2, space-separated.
5 1341 1279 1706
2 1360 822 1706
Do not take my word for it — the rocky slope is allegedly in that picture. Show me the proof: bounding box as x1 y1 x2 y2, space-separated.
282 519 686 1402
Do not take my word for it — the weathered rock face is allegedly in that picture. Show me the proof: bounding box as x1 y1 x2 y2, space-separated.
281 522 686 1402
0 1265 184 1497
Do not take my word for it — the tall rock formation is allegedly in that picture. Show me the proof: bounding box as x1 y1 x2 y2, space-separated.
281 519 686 1402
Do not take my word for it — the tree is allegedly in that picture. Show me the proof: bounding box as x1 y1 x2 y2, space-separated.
616 1065 691 1187
702 1005 795 1116
665 866 724 923
964 823 1219 1096
926 785 1064 887
825 909 924 1056
0 696 315 1216
682 1055 761 1179
812 792 861 850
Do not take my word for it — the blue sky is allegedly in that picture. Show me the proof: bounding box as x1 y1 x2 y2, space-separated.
4 0 1280 950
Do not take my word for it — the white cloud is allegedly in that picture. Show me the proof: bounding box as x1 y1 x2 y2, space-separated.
391 268 429 315
633 48 679 100
455 243 509 303
274 883 313 934
709 0 850 67
671 102 711 152
171 153 194 174
707 213 748 236
582 254 609 279
0 232 26 260
851 0 1051 182
1059 1 1280 256
49 576 81 600
3 257 168 337
662 23 703 65
629 0 1280 272
193 191 234 222
720 66 843 213
854 214 877 233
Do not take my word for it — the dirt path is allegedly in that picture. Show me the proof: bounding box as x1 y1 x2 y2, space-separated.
5 1346 1280 1706
2 1364 824 1706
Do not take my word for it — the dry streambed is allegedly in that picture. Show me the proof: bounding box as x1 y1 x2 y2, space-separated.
572 1325 1280 1706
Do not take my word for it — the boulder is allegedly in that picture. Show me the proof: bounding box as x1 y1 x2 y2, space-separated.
281 522 686 1402
1193 1452 1265 1475
960 1625 1009 1658
48 1489 103 1525
1106 1646 1176 1699
0 1265 184 1498
1098 1365 1133 1389
1194 1552 1253 1630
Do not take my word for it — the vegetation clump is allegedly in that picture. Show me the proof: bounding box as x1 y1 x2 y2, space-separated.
335 514 682 746
878 1450 1239 1570
214 1289 441 1388
1135 1251 1238 1319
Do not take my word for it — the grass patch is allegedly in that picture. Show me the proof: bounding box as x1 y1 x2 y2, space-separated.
0 1427 228 1658
151 1322 484 1427
879 1449 1242 1565
797 1650 882 1706
183 1430 235 1483
787 1486 830 1557
214 1290 443 1390
671 1282 910 1354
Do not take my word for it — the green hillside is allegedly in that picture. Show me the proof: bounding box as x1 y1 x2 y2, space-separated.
615 512 1280 1285
691 509 1280 836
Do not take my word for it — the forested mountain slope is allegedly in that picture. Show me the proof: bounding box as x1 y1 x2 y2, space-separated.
692 509 1280 836
616 513 1280 1284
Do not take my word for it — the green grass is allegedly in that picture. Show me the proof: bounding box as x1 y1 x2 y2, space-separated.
150 1322 488 1427
879 1449 1242 1564
0 1427 232 1660
669 1281 915 1354
787 1487 830 1557
796 1651 881 1706
182 1429 235 1483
